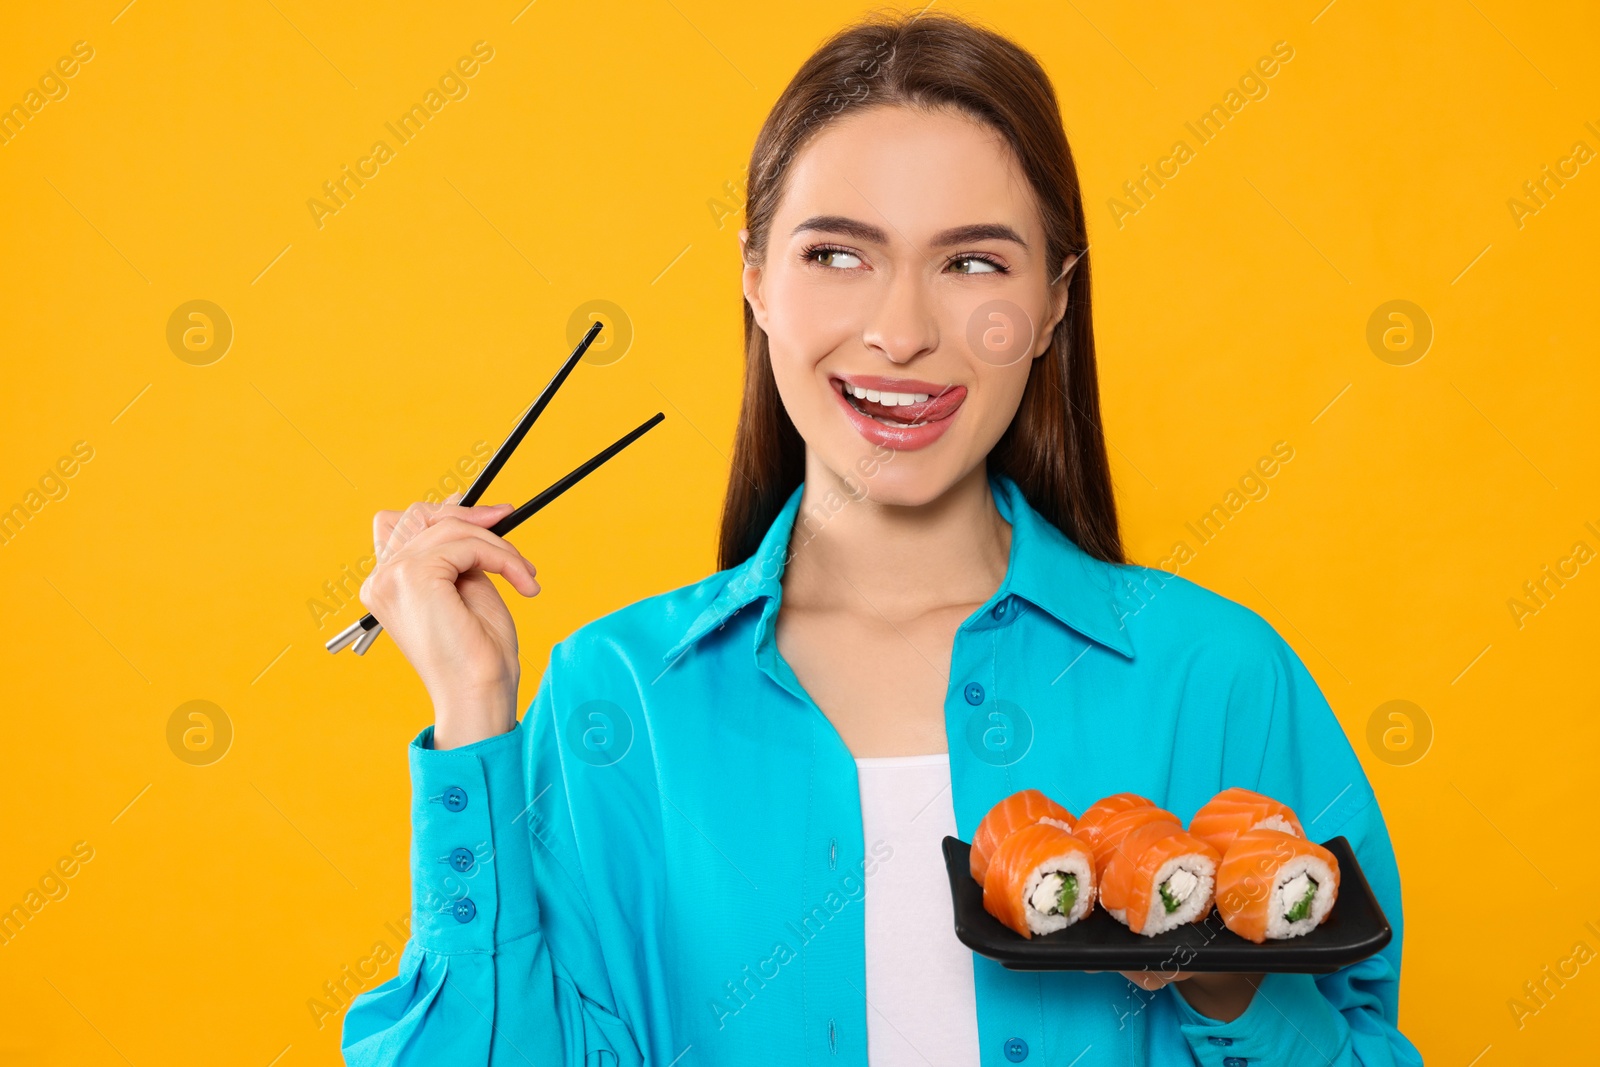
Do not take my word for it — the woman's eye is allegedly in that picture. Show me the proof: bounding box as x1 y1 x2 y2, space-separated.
950 255 1003 274
809 247 863 269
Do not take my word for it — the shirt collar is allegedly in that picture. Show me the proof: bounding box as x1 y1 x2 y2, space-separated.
661 473 1135 665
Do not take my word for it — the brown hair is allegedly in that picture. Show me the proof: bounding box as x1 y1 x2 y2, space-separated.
717 10 1123 569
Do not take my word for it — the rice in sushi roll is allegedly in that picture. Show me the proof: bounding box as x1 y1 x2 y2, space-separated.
981 823 1097 938
1215 828 1340 942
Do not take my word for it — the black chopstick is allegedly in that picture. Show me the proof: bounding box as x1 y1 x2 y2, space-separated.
488 411 666 536
461 319 603 507
326 322 664 653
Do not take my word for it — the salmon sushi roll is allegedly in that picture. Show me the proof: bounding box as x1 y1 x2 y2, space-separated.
1189 787 1305 857
970 788 1076 883
1085 804 1180 874
1100 821 1221 936
982 823 1097 938
1215 828 1340 943
1071 792 1156 853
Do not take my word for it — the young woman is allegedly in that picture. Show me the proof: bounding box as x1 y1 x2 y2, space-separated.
343 13 1420 1067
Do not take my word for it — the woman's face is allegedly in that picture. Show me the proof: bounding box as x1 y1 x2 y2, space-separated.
743 103 1076 507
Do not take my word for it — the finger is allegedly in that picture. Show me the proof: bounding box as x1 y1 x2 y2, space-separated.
377 499 516 561
400 517 539 590
424 528 540 596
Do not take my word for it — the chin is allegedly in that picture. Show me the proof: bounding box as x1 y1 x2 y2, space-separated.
820 446 976 510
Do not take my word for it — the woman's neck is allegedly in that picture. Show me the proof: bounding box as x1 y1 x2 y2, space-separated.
782 456 1013 617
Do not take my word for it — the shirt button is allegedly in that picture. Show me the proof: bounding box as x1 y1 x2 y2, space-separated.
1208 1036 1234 1046
452 898 477 923
450 847 475 872
964 682 985 705
1223 1058 1248 1067
442 786 468 812
1003 1037 1028 1062
992 600 1008 620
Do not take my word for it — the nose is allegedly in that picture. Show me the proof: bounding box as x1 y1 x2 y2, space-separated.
861 265 938 365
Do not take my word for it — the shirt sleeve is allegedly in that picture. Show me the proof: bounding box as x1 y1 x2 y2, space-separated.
1167 629 1424 1067
341 647 643 1066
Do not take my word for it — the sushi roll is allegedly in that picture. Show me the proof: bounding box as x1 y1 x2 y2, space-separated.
1100 821 1221 936
970 788 1076 883
1071 792 1157 853
1189 787 1305 857
981 823 1097 938
1085 803 1180 874
1215 828 1340 943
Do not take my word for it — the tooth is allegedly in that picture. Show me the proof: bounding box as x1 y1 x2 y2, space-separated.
852 386 868 399
865 389 881 402
896 392 915 405
881 393 900 407
914 393 930 403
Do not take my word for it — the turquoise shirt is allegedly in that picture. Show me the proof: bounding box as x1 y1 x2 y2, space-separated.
343 475 1421 1066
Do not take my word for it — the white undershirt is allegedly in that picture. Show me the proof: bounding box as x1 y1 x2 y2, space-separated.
855 753 981 1067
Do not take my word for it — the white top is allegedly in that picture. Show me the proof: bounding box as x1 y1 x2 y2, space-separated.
855 753 981 1067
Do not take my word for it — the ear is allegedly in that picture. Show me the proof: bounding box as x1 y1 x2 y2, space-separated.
740 228 770 332
1035 253 1080 359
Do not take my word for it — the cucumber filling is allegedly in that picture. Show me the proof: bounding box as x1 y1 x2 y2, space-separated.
1159 868 1199 914
1284 875 1319 922
1057 874 1078 916
1028 872 1079 916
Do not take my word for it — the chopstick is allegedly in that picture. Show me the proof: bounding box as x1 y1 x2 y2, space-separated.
325 323 664 655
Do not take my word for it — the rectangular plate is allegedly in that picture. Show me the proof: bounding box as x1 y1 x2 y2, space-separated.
943 835 1391 974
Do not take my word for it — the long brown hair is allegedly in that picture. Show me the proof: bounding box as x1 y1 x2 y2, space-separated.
717 10 1123 569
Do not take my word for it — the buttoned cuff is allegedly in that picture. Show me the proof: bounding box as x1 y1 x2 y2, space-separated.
408 722 537 954
1172 972 1347 1066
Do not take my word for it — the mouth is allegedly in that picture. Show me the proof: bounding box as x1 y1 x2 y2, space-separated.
830 374 967 451
832 375 966 425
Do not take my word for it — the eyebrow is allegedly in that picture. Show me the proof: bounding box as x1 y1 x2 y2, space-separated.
790 215 1029 250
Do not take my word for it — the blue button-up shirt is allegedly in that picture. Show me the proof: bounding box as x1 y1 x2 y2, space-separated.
343 475 1421 1066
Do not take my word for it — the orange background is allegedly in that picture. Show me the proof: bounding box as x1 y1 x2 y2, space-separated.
1 1 1595 1063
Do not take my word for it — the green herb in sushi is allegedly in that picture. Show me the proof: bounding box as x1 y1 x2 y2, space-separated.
1159 881 1181 913
1056 874 1078 916
1285 876 1319 922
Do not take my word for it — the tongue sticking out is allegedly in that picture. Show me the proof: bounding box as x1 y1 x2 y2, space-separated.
842 383 967 425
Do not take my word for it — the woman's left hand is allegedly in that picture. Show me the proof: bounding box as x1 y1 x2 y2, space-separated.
1117 971 1263 1022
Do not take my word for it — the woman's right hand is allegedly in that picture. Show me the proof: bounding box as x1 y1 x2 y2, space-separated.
359 495 541 750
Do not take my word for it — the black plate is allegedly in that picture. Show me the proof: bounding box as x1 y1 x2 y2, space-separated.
943 835 1391 974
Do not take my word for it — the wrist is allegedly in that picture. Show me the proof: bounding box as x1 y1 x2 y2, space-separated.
1174 972 1262 1022
431 681 519 750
